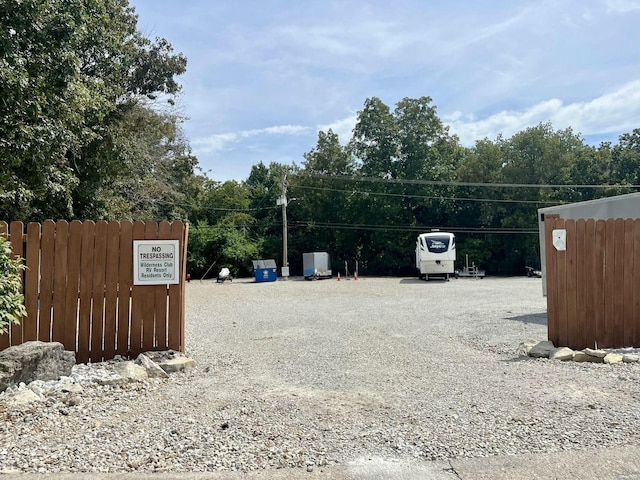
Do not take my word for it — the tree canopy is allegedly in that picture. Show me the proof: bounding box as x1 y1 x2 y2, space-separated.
0 0 188 221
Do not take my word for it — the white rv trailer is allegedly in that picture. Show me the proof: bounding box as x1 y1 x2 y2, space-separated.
415 231 456 281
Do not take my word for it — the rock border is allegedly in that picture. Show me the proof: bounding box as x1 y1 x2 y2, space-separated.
519 340 640 364
0 348 196 406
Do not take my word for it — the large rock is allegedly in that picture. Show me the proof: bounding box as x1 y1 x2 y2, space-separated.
0 341 75 392
573 351 590 362
110 361 149 382
584 348 607 358
550 347 574 361
517 341 537 357
135 353 169 379
529 341 555 358
142 350 196 373
577 351 605 363
5 389 41 405
157 356 196 373
604 353 624 364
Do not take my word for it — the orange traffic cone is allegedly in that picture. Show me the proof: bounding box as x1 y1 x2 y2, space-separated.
337 272 341 281
354 272 358 280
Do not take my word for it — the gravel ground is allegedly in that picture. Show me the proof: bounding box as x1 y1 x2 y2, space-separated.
2 276 640 474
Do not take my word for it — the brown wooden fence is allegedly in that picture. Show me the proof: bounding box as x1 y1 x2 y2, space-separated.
0 220 188 363
544 215 640 349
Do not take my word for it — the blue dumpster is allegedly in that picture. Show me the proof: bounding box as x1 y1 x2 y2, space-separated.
252 259 278 283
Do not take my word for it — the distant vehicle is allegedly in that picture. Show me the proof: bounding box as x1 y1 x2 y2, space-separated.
217 267 233 283
303 252 332 280
526 266 542 278
455 254 485 279
415 231 456 281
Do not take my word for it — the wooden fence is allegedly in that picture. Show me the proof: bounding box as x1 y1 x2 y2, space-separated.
544 215 640 349
0 220 189 362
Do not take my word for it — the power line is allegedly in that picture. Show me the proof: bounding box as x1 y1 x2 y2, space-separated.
134 197 279 213
293 185 557 205
288 221 538 234
301 173 640 189
191 222 539 235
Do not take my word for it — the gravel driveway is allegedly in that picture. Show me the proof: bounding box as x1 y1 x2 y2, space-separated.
2 276 640 474
179 276 640 470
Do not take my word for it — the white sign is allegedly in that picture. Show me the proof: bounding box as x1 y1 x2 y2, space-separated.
552 229 566 251
133 240 180 285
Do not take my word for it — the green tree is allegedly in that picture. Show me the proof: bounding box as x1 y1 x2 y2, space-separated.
293 130 356 271
347 96 462 275
0 0 187 221
74 103 198 220
610 129 640 188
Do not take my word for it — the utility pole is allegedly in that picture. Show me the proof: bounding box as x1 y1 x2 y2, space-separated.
278 171 289 278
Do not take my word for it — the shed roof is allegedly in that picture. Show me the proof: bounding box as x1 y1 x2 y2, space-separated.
538 192 640 221
537 192 640 296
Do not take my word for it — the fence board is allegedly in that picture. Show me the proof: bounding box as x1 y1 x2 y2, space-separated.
169 221 187 351
544 215 559 346
77 222 95 363
103 222 120 360
602 218 616 347
593 220 606 348
130 221 146 356
52 221 69 344
622 219 635 347
142 221 159 352
90 221 108 362
154 221 172 349
40 221 56 342
24 223 41 341
64 221 82 349
565 220 579 349
117 221 133 355
9 221 24 344
583 219 596 348
612 219 625 347
633 219 640 347
0 222 10 349
180 223 188 352
575 219 587 349
555 218 568 346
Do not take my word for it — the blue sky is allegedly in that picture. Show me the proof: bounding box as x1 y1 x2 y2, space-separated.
129 0 640 182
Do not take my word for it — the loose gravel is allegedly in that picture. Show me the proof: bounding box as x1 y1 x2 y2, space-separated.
1 276 640 474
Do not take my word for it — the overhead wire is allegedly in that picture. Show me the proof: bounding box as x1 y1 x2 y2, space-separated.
191 221 538 235
129 172 634 235
292 184 557 205
301 173 640 189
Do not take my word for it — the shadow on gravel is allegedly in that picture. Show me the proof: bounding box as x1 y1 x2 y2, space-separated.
505 312 548 325
399 278 450 284
500 356 537 363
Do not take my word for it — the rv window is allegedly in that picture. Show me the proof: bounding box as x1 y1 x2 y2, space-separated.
426 235 451 253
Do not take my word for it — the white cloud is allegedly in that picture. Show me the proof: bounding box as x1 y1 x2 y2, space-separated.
192 124 311 153
317 115 358 143
445 81 640 145
605 0 640 12
261 125 310 136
